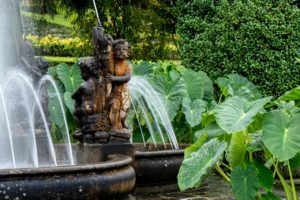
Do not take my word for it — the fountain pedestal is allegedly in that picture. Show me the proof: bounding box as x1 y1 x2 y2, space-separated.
75 143 135 164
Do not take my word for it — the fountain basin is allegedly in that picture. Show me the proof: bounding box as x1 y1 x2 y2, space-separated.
0 144 136 200
71 143 185 185
134 143 185 185
0 141 186 199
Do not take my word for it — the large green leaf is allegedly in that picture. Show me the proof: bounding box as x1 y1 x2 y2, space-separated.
156 61 178 74
247 113 264 133
215 96 272 133
151 72 185 120
253 160 274 191
184 133 208 159
169 70 181 81
231 165 259 200
48 66 57 77
201 111 216 127
65 109 76 134
177 138 227 191
200 71 214 101
47 79 64 98
227 132 246 168
48 97 65 128
216 74 262 101
181 69 213 101
290 153 300 169
56 63 83 93
48 80 65 128
262 110 300 161
261 192 280 200
182 97 206 127
133 61 154 76
64 92 75 114
277 86 300 104
195 122 226 139
247 131 264 153
275 101 300 115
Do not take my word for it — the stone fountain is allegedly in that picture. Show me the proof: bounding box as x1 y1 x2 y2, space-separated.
0 1 135 199
0 0 185 199
72 24 185 185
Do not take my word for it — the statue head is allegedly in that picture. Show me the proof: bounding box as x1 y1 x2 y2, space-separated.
78 57 99 81
35 57 49 75
113 39 130 60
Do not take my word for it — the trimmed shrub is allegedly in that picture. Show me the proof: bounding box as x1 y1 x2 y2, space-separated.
176 0 300 97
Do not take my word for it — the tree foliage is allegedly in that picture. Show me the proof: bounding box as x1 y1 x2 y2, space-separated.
25 0 179 60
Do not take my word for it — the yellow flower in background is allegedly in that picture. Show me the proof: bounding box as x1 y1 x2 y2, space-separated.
26 35 83 47
24 34 92 57
166 44 177 51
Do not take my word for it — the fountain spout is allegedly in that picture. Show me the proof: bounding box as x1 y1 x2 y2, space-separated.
92 0 103 28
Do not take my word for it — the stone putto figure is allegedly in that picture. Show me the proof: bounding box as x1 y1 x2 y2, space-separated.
72 27 132 144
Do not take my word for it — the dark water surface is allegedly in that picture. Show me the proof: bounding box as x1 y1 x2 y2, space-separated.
130 174 299 200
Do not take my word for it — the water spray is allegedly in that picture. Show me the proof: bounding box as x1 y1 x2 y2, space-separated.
92 0 103 27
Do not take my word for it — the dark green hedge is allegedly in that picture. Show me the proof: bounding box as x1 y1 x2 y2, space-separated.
176 0 300 97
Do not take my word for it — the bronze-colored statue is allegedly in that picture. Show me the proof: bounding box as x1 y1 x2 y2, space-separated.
72 57 105 143
72 27 132 144
107 39 132 134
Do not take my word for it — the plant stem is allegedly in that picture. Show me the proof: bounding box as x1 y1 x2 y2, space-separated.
274 160 292 200
243 129 253 162
288 161 297 200
177 107 182 124
216 165 231 183
221 163 232 171
273 159 278 178
218 94 223 104
249 151 253 162
257 192 262 200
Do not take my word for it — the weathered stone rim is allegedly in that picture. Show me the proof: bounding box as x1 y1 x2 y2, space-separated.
0 154 132 176
135 149 184 158
134 143 185 158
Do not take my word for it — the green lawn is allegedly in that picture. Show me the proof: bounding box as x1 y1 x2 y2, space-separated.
21 10 76 28
36 56 76 64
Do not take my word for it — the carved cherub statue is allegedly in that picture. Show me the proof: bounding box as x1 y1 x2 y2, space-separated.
72 57 101 142
107 39 132 136
72 27 133 143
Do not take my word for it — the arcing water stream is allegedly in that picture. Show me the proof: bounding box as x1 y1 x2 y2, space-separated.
129 77 179 149
0 0 73 169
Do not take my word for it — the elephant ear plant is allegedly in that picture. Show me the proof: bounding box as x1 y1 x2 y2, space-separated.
48 63 83 142
178 74 300 200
